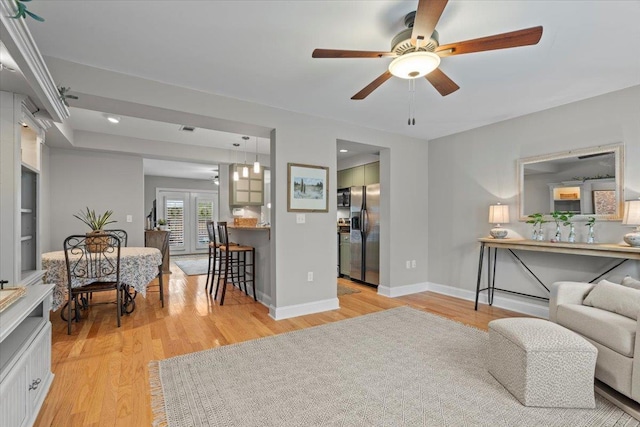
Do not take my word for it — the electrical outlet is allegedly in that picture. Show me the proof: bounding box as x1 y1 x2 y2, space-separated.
126 215 133 223
411 260 416 268
307 272 313 282
296 214 306 224
406 260 411 269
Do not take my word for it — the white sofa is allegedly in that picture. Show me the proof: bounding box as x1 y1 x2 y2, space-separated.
549 280 640 403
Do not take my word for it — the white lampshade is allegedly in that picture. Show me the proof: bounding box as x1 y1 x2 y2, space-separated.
489 204 509 239
253 160 261 174
622 200 640 247
388 51 440 79
622 200 640 225
242 165 249 178
489 204 510 225
233 170 239 181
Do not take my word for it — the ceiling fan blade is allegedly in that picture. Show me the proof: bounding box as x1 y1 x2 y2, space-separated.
425 68 459 96
312 49 395 58
411 0 449 47
436 26 543 57
351 71 393 100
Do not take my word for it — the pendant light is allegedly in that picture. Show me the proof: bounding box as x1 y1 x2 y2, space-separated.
242 136 250 177
253 136 261 174
232 143 240 181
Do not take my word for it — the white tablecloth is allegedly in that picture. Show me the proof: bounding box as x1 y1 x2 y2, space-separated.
42 247 162 311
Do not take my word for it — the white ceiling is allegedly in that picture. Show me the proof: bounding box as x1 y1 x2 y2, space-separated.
143 159 219 181
18 1 640 159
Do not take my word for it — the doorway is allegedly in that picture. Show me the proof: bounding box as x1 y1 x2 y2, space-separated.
156 189 218 255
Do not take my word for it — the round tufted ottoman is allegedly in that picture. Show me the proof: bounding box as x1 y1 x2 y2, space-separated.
488 318 597 408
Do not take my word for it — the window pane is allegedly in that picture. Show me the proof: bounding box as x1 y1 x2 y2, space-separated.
165 199 184 248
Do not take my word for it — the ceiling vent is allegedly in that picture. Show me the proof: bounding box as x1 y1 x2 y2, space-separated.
179 125 196 132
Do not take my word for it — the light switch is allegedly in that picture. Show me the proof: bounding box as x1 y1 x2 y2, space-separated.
126 215 133 223
296 214 306 224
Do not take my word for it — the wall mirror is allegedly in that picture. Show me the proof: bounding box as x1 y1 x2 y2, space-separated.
517 143 624 221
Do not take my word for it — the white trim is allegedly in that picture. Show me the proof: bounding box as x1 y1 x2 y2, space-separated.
377 282 429 297
0 0 69 122
378 281 549 319
269 298 339 320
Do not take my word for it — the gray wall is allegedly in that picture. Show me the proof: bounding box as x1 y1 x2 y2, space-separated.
48 148 145 250
45 58 430 315
428 85 640 310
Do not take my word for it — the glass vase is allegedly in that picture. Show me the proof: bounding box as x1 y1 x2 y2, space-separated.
531 227 538 240
567 224 576 243
587 224 595 244
536 224 544 241
554 225 562 242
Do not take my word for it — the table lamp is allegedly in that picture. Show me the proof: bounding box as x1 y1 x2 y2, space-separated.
622 200 640 247
489 203 509 239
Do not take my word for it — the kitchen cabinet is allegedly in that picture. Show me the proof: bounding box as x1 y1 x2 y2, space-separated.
0 92 45 286
229 163 264 206
0 283 54 427
337 161 380 189
364 162 379 185
337 169 352 189
351 166 365 187
339 233 351 277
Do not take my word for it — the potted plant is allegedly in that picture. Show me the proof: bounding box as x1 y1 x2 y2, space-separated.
526 213 547 241
73 208 116 252
157 219 168 231
562 212 576 243
550 211 574 242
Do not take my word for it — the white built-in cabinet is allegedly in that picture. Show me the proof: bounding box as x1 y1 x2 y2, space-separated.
0 91 53 427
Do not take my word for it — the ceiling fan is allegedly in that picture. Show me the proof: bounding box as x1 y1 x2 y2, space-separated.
312 0 543 100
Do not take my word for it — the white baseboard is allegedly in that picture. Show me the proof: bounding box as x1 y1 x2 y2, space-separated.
378 281 549 319
252 290 271 308
269 297 339 320
378 282 429 297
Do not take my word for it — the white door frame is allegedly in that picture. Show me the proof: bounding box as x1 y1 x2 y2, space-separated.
156 188 218 255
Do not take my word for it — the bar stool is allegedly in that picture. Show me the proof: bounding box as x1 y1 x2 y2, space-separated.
215 221 257 305
205 221 219 294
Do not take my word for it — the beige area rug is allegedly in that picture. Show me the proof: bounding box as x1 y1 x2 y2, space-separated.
149 307 638 427
337 284 361 296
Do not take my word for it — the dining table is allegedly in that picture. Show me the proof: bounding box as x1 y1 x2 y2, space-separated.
42 247 163 311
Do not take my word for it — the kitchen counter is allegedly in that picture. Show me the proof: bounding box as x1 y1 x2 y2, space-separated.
227 226 271 304
228 225 270 239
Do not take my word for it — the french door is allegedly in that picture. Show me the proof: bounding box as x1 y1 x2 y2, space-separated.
157 189 217 255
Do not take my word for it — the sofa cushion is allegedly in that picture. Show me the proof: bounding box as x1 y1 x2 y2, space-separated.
557 304 636 357
622 276 640 290
583 280 640 320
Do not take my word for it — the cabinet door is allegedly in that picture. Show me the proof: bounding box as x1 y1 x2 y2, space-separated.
351 166 365 187
0 360 28 427
337 170 346 188
27 323 52 411
364 162 379 185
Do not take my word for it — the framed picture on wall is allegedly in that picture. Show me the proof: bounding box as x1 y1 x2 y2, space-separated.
287 163 329 212
593 190 616 215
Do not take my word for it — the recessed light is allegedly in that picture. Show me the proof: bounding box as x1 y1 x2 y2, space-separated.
339 149 348 153
107 116 120 124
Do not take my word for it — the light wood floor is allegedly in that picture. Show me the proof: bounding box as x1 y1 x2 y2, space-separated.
34 266 525 427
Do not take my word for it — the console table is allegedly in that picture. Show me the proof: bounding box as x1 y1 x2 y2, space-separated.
475 238 640 310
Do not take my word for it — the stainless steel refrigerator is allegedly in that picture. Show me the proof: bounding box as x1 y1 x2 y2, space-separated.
350 184 380 286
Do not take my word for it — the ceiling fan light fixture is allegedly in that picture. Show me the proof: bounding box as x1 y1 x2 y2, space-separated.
388 51 440 79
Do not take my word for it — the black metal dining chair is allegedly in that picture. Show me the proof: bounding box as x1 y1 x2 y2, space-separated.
105 229 128 247
62 233 123 334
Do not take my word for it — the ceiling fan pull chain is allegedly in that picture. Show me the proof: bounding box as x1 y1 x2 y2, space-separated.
408 80 412 125
412 79 416 125
407 79 416 126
